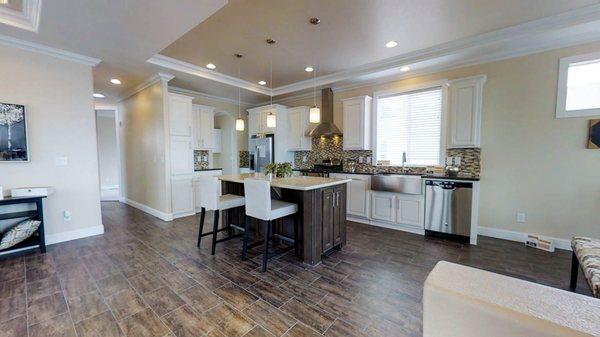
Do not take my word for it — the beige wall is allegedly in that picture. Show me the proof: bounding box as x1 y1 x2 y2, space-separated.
0 45 103 240
96 113 119 187
285 42 600 241
119 81 170 214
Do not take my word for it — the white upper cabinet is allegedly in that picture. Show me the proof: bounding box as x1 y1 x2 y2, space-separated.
342 96 372 150
212 129 222 153
168 93 193 137
448 75 486 148
287 106 312 151
193 104 215 150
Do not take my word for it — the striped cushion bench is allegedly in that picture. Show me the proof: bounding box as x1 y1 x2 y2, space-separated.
570 236 600 298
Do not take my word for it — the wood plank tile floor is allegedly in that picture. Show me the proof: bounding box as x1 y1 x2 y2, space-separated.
0 202 592 337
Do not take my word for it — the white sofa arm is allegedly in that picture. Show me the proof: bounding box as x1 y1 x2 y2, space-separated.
423 261 600 337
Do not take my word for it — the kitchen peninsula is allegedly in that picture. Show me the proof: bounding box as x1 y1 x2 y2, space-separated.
218 174 351 265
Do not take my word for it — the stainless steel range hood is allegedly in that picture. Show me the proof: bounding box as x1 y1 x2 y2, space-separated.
308 88 342 138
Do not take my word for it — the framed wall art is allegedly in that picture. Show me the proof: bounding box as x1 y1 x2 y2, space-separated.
0 103 29 162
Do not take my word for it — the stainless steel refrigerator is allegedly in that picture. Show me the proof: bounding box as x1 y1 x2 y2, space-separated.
248 134 274 173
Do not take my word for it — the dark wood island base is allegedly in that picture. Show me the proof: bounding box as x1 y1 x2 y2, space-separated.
219 175 350 266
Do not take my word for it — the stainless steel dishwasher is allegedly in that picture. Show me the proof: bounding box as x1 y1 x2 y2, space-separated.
424 179 472 242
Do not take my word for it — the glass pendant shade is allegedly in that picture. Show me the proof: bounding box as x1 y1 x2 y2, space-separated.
266 112 276 128
309 106 321 123
235 118 245 131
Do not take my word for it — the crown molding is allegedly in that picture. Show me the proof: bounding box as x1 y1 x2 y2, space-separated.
0 33 101 66
0 0 42 32
168 86 252 107
147 54 271 96
118 72 174 102
152 4 600 100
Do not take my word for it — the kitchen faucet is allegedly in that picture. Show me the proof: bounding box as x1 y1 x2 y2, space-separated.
402 152 407 173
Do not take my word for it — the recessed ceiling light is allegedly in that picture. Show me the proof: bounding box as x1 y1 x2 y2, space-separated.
305 66 314 72
93 93 105 98
386 41 398 48
110 78 121 85
206 63 216 69
258 80 267 86
400 66 411 72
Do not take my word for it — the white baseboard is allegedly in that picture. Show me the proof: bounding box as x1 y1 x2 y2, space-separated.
173 211 196 219
46 225 105 245
347 216 425 235
478 226 571 251
121 198 173 221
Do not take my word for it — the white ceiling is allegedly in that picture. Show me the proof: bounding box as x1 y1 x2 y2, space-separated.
0 0 227 102
1 1 600 105
159 0 599 87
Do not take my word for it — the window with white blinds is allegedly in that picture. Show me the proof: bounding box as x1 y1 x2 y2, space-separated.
376 87 443 166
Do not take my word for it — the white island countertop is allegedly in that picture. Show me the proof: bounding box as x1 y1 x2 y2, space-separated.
218 174 351 191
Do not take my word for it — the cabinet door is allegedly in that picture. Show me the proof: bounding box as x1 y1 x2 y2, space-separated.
248 112 259 137
343 100 363 150
322 188 335 252
333 186 345 246
169 95 193 137
449 76 484 148
287 109 302 150
172 177 194 215
170 136 193 175
347 175 370 218
371 192 395 222
212 129 222 153
199 110 214 149
396 195 424 227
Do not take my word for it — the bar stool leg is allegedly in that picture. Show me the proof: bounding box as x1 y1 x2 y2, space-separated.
197 207 206 247
211 210 220 255
262 220 271 272
293 214 300 258
242 216 250 261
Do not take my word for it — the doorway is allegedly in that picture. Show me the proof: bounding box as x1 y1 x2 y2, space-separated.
95 108 121 201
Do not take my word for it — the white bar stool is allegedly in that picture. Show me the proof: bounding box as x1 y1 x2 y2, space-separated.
197 176 246 255
243 178 299 272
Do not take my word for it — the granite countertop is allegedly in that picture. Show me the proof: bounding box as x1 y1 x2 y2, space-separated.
293 169 480 181
218 173 352 191
194 168 223 172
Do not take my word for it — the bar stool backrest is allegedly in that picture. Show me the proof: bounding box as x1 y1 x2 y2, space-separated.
243 178 271 221
198 176 220 211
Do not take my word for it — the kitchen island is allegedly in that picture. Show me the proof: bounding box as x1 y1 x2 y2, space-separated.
218 174 351 265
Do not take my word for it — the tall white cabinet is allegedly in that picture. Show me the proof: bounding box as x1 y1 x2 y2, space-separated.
448 75 486 148
342 96 372 150
168 93 195 218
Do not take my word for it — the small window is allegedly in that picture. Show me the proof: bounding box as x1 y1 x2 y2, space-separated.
375 86 443 166
557 52 600 118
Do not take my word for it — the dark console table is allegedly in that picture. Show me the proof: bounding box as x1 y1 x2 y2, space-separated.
0 196 46 258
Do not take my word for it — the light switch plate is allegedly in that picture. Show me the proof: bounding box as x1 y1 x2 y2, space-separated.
517 212 526 223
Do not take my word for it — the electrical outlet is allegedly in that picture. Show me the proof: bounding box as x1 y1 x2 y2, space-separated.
517 212 526 223
358 156 364 164
63 210 72 222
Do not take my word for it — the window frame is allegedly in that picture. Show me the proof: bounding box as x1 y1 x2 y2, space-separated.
372 80 448 167
556 51 600 118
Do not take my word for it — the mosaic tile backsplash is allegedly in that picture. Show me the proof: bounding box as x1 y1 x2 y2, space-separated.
239 151 249 168
293 137 481 177
194 150 209 170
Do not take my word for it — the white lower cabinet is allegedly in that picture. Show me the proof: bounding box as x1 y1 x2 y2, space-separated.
171 176 194 216
346 175 370 218
396 194 424 227
371 192 396 222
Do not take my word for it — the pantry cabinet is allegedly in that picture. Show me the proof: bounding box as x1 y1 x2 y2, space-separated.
168 93 193 137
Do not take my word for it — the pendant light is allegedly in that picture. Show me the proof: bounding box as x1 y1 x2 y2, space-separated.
266 38 276 128
234 54 245 131
309 17 321 124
